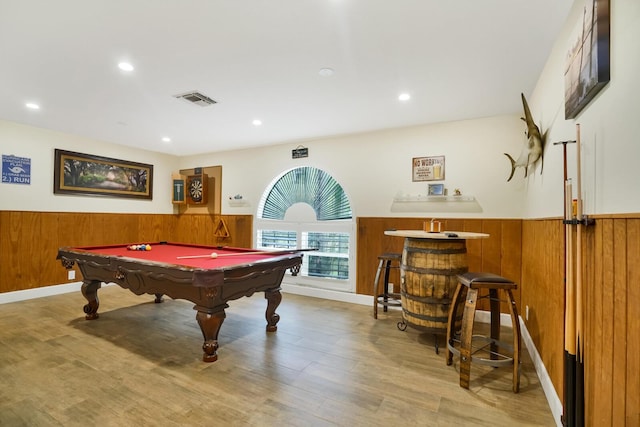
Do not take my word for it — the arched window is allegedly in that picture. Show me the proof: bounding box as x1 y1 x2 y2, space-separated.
256 167 354 292
260 166 352 220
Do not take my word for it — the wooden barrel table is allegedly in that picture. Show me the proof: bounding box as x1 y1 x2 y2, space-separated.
384 230 490 352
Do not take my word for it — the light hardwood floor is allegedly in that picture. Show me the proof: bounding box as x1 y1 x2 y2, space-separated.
0 286 555 426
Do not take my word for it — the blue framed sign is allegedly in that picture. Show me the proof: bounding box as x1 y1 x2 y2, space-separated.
2 155 31 185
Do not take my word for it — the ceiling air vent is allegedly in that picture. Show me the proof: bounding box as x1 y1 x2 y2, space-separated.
174 91 217 107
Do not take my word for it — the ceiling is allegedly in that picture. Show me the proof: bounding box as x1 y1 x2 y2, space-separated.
0 0 573 156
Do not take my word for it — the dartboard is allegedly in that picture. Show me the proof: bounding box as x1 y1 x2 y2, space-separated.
189 178 203 202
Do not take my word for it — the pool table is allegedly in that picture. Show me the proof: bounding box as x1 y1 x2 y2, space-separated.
57 242 304 362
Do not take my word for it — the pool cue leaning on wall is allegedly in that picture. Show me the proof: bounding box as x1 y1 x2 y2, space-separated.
574 124 585 426
555 136 577 427
555 124 588 427
563 145 576 427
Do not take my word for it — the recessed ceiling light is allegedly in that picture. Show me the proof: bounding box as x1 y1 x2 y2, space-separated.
252 119 262 126
398 93 411 101
319 68 334 77
118 62 134 72
161 137 171 143
25 102 40 110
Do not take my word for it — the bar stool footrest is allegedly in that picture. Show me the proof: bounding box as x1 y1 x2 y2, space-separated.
448 335 515 367
376 293 402 307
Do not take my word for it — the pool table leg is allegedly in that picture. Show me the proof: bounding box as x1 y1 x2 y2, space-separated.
264 288 282 332
81 280 101 320
196 309 226 362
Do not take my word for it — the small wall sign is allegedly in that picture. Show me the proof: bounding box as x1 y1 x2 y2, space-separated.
2 154 31 185
412 155 445 182
292 146 308 159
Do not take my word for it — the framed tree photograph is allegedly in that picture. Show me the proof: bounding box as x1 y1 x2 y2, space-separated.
54 149 153 199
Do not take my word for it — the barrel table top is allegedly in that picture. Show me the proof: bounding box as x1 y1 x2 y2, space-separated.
384 230 489 240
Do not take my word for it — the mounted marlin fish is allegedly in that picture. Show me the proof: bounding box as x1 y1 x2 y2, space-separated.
505 93 545 181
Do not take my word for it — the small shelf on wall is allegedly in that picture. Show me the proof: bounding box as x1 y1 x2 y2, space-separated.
228 199 249 207
390 194 482 213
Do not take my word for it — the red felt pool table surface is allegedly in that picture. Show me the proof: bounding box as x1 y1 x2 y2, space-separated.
74 242 282 269
57 242 305 362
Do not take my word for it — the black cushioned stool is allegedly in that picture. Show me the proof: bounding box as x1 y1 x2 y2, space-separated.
445 272 521 393
372 253 402 319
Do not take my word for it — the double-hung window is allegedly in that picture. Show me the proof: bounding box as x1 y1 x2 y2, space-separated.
256 167 354 292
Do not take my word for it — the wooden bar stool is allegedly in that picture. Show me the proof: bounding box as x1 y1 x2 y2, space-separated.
445 272 521 393
372 253 402 319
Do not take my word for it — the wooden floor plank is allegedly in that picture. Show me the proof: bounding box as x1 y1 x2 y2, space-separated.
0 286 555 426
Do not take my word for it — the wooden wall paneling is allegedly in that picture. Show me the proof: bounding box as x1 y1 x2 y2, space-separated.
137 214 174 243
596 219 614 425
8 211 40 291
583 220 598 427
501 220 523 312
174 214 208 244
1 212 19 292
0 212 12 291
171 214 254 247
357 218 390 296
355 217 424 296
195 215 215 245
480 219 502 274
462 219 483 272
476 220 503 312
40 212 64 287
443 218 464 232
356 218 387 296
217 215 253 248
56 212 99 247
0 213 3 291
612 220 627 426
102 214 139 245
25 211 43 290
521 219 564 401
626 219 640 426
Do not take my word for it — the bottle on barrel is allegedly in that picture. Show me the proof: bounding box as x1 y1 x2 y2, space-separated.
425 218 441 233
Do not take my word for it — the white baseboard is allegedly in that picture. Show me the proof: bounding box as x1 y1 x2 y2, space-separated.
520 316 563 427
1 281 561 424
281 283 372 305
0 281 83 304
475 311 561 426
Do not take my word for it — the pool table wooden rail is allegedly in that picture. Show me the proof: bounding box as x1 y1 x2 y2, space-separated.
57 244 304 362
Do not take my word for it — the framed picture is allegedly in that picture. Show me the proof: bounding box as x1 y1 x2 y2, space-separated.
172 177 186 204
428 183 445 196
54 149 153 199
564 0 610 119
412 156 445 181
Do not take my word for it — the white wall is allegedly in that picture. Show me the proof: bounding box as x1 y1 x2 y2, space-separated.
525 0 640 218
181 114 530 219
4 0 637 220
2 113 536 219
0 120 177 213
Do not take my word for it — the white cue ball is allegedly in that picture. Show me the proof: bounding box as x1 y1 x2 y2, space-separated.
210 252 218 258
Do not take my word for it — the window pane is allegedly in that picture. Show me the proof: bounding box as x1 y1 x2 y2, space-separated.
302 231 349 280
308 255 349 279
305 232 349 253
259 230 297 249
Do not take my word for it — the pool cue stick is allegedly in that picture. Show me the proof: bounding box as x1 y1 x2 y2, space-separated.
565 178 577 427
177 249 314 259
574 124 585 426
555 138 576 427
